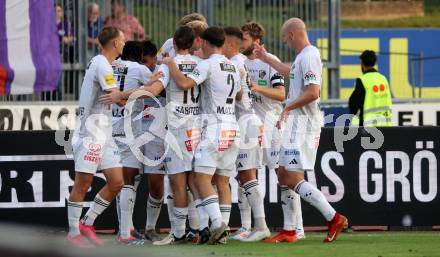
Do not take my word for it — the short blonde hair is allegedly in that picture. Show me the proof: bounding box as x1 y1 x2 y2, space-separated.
178 13 207 26
186 20 208 37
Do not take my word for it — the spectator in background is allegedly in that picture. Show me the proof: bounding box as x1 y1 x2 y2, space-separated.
45 3 74 101
87 2 103 61
104 0 145 41
56 3 74 62
349 50 392 126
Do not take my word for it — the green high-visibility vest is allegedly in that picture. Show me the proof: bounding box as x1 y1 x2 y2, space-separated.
352 72 392 126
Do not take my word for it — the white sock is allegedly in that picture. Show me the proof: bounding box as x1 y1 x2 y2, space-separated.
295 180 336 221
244 180 267 230
146 194 163 231
293 191 304 233
119 186 135 239
187 190 199 231
133 174 142 191
173 207 188 238
129 187 137 231
195 199 209 230
280 185 295 231
219 204 231 227
202 195 222 229
67 200 83 237
82 194 110 226
116 193 121 229
238 185 251 230
166 194 175 233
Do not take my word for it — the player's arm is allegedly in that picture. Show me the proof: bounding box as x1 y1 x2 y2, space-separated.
100 87 124 106
236 88 243 101
285 84 320 112
235 68 246 102
280 54 322 123
249 81 285 101
95 65 124 105
253 43 290 77
162 57 197 90
278 84 319 125
99 71 163 104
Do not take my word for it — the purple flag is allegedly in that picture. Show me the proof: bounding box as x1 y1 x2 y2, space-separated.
0 0 61 95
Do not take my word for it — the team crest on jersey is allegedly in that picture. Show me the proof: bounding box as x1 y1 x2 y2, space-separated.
258 70 266 79
192 68 201 77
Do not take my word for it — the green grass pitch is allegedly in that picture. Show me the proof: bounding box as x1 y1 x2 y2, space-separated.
73 232 440 257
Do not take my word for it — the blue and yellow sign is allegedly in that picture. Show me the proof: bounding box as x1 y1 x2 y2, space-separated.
311 29 440 99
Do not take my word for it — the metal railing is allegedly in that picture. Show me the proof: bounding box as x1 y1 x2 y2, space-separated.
1 0 328 102
2 0 440 103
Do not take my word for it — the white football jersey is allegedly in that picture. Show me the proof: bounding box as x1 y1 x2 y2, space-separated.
158 54 202 129
230 53 254 118
111 58 151 137
143 65 167 136
157 38 176 62
245 53 284 120
76 55 117 138
287 45 324 133
187 54 241 125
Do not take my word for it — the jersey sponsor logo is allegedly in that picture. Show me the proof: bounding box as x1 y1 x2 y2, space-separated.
221 130 237 138
251 93 262 103
289 158 298 165
178 63 197 73
238 153 248 159
112 107 126 117
257 80 268 86
184 140 193 152
219 63 236 73
186 129 201 138
88 143 102 153
258 70 266 79
284 149 300 156
237 162 244 168
84 143 102 163
104 74 116 86
270 151 279 157
217 106 235 115
218 139 234 152
112 65 128 75
304 70 317 82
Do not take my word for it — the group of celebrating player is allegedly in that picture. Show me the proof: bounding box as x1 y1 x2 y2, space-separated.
65 12 348 248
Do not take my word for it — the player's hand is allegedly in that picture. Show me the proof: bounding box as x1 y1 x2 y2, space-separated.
253 43 268 62
277 109 289 129
116 98 127 107
99 89 123 105
162 56 173 65
249 80 259 93
149 71 163 82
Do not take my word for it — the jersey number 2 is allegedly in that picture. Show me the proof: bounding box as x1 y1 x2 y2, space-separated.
226 73 235 104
